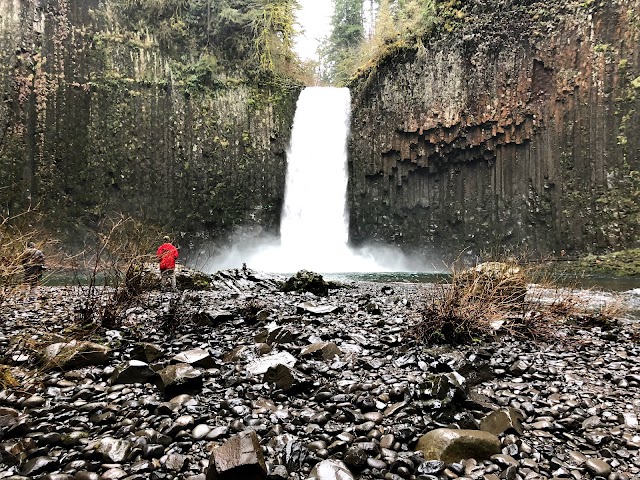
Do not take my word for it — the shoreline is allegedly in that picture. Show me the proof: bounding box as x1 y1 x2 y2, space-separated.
0 276 639 479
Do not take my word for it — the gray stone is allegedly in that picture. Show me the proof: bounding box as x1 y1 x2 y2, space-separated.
163 453 188 471
131 342 164 363
157 363 203 396
192 424 212 440
480 408 525 435
307 459 355 480
99 468 128 479
41 341 110 370
296 303 340 315
343 446 367 469
94 437 133 463
22 395 45 408
263 364 312 393
109 360 157 384
193 309 234 327
254 326 293 345
300 342 341 360
74 473 99 480
584 458 612 477
172 348 216 368
206 430 267 480
246 351 297 375
20 456 57 476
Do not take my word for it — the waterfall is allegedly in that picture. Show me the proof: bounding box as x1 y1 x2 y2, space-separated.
245 87 385 272
280 87 351 258
209 87 420 273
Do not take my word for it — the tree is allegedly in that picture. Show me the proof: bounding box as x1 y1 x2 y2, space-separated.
252 0 299 72
322 0 365 84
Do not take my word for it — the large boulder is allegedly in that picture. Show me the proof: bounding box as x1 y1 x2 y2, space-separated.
206 430 267 480
415 428 501 463
41 341 110 370
281 270 330 296
176 267 213 290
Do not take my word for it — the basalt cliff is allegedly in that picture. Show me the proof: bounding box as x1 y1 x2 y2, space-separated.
1 0 639 259
348 0 640 258
0 0 299 245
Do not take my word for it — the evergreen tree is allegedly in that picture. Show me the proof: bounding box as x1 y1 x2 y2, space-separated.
322 0 365 85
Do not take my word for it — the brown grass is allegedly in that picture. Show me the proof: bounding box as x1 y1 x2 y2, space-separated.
0 208 56 303
409 256 622 345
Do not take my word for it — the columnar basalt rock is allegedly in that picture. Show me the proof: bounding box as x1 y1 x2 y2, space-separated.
0 0 299 245
348 0 640 258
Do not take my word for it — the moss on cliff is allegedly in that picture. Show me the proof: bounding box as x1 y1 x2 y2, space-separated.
347 0 640 258
0 0 303 249
577 249 640 277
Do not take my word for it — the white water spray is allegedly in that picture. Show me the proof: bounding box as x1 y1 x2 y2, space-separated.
208 87 427 273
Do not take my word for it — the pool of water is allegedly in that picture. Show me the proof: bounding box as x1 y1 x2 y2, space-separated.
326 272 640 291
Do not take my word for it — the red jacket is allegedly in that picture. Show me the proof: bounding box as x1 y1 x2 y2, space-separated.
157 243 178 271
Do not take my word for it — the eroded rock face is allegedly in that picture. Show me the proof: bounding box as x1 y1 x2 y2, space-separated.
348 0 640 257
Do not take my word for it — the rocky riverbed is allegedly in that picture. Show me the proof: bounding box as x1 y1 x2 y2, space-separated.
0 270 639 480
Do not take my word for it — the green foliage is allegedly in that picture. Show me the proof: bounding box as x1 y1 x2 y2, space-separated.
170 54 227 95
321 0 365 85
110 0 303 80
578 249 640 277
252 0 299 73
322 0 465 85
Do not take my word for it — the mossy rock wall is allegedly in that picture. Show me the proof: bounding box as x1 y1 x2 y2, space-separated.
0 0 299 245
348 0 640 257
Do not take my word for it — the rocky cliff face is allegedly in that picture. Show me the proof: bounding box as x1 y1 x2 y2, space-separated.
348 0 640 258
0 0 299 245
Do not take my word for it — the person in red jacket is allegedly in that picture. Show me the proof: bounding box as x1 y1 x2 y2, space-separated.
157 236 179 292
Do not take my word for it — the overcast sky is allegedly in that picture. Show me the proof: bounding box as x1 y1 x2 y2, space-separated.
294 0 333 61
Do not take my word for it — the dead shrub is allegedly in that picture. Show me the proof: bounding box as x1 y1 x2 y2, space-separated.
0 208 55 304
408 255 613 345
72 215 161 330
238 299 268 324
0 365 19 390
